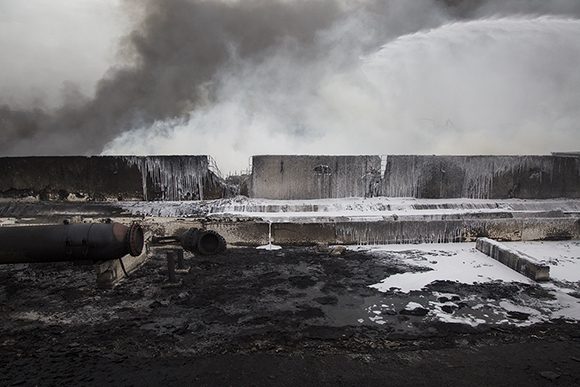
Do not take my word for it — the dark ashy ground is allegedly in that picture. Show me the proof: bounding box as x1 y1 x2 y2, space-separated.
0 247 579 386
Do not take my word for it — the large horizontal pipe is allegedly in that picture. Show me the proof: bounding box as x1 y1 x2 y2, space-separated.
0 222 144 264
180 229 226 255
151 228 226 256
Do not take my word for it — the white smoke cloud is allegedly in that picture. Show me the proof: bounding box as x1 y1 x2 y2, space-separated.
104 12 580 174
3 0 578 172
473 0 580 17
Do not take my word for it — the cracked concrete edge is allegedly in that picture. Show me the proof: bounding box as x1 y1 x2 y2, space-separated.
476 237 550 282
95 231 152 289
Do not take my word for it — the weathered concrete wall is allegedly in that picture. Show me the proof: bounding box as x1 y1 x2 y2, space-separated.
0 156 227 201
206 217 580 246
250 154 580 200
383 155 580 199
4 154 579 201
1 211 577 246
250 155 382 199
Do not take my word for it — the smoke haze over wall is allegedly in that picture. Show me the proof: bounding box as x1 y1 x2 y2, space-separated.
1 0 580 173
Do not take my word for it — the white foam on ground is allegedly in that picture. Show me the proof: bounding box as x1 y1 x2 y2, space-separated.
428 301 487 327
207 197 580 223
0 218 17 225
360 242 580 325
550 292 580 320
504 241 580 282
404 301 425 311
432 291 461 300
117 197 580 220
256 244 282 251
497 301 547 326
541 283 580 320
363 243 531 293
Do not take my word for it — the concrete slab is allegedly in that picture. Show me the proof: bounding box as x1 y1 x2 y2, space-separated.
476 237 550 281
502 241 580 283
96 232 151 289
208 217 579 246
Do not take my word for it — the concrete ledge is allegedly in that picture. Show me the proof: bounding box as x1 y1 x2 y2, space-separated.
204 217 579 246
476 237 550 281
1 215 577 249
96 232 152 289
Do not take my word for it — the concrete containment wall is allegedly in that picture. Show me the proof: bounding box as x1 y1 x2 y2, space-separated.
250 155 382 199
382 155 580 199
0 156 227 201
4 154 579 201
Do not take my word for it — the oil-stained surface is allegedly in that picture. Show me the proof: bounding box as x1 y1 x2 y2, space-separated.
0 156 229 201
0 247 579 385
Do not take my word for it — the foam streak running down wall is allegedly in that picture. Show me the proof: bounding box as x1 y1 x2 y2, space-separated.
250 155 580 200
123 156 209 201
0 156 217 202
382 155 580 199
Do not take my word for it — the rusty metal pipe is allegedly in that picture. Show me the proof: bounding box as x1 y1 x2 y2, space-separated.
180 228 226 256
151 228 226 256
0 222 144 264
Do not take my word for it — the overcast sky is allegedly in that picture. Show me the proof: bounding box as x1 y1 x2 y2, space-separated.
0 0 126 108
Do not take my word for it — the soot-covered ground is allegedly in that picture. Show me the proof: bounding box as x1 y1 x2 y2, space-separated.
1 247 579 386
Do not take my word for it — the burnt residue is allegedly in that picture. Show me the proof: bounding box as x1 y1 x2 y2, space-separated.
0 155 229 201
1 245 580 384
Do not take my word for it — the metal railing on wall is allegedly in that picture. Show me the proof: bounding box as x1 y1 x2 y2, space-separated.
207 155 224 180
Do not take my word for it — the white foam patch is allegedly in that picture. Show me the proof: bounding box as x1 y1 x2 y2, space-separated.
256 244 282 251
428 304 487 327
361 243 580 325
118 197 580 222
541 283 580 321
369 315 386 325
404 302 425 311
203 197 580 223
497 300 547 326
366 243 531 293
504 241 580 283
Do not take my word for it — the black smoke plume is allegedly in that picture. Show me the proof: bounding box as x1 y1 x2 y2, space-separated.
1 0 343 155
